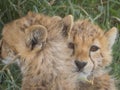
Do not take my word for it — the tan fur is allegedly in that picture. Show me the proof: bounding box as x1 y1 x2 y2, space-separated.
0 40 18 64
0 13 117 90
70 20 117 90
1 12 79 90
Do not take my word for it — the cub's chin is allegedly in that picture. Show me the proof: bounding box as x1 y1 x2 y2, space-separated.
75 69 94 84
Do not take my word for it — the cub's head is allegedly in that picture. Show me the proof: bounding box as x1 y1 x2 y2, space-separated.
0 13 73 64
0 25 47 64
69 20 117 83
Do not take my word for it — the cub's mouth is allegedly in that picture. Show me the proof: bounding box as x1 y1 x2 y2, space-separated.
76 70 94 85
74 60 94 84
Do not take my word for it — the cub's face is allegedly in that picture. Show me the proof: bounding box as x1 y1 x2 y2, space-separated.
0 40 17 64
69 20 117 83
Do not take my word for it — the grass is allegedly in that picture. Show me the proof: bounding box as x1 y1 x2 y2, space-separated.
0 0 120 89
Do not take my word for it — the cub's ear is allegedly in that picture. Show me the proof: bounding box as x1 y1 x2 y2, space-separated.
62 15 73 38
27 11 35 17
52 16 62 21
25 25 47 50
105 27 118 48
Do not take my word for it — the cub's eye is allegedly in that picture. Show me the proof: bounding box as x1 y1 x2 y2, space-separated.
90 45 99 52
68 42 74 49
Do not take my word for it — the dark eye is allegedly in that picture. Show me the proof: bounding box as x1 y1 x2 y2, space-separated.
68 42 74 49
90 45 99 52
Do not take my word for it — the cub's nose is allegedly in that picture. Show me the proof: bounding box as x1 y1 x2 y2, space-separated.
74 60 87 71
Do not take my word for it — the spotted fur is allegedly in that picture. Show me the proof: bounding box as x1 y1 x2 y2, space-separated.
70 20 117 90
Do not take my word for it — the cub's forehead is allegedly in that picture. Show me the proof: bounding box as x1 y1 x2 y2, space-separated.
72 20 104 39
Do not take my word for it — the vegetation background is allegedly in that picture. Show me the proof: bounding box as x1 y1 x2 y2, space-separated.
0 0 120 90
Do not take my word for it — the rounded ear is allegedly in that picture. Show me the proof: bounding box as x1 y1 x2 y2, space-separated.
25 25 47 50
27 11 35 17
105 27 118 48
62 15 74 38
52 16 62 21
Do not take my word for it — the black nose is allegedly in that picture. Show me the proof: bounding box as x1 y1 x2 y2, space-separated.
74 60 87 71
